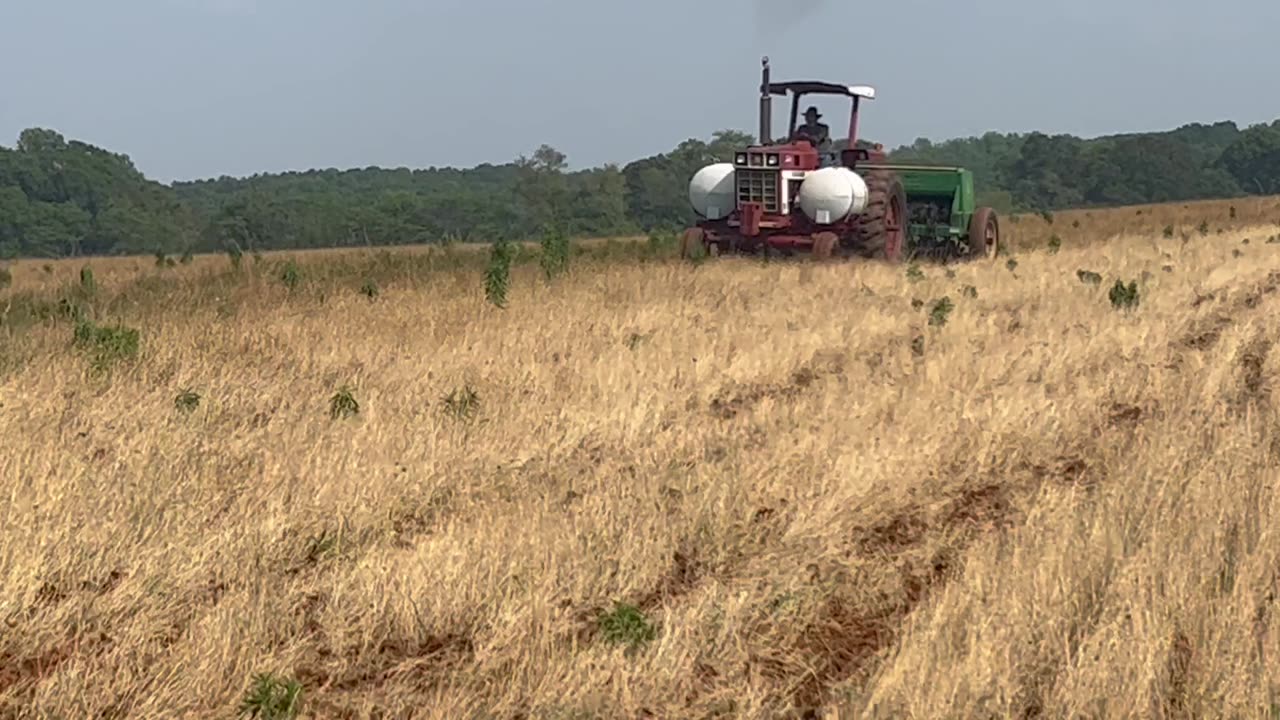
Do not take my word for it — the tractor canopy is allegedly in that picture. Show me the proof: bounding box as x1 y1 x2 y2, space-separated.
766 81 876 100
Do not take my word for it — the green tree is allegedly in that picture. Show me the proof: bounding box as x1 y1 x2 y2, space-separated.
1219 120 1280 195
0 115 1272 261
515 144 570 233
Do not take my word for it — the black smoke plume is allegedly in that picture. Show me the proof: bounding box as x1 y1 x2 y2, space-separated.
754 0 827 39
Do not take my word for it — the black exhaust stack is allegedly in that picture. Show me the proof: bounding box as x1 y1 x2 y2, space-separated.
759 56 771 145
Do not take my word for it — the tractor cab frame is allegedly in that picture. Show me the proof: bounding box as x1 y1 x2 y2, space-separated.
757 57 883 167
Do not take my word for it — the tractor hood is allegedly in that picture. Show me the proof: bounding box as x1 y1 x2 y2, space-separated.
731 142 820 171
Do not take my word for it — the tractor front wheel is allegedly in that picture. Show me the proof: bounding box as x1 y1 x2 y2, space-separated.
968 207 1000 260
854 171 908 263
680 228 706 259
811 232 838 260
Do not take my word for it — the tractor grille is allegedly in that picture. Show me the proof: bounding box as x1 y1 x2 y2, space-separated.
736 169 781 213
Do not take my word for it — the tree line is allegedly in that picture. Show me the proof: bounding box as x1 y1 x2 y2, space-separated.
2 118 1279 259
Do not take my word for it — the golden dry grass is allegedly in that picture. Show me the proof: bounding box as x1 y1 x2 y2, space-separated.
3 200 1280 718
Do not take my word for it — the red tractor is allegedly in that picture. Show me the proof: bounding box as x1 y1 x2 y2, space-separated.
682 56 1000 263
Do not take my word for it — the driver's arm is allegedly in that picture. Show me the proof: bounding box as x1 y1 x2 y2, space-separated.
816 124 832 150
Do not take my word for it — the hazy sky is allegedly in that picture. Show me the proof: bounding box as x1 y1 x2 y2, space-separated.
2 0 1276 183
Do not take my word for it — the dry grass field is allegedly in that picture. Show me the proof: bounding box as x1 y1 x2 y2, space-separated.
3 195 1280 719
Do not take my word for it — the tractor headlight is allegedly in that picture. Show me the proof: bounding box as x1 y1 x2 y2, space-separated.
766 153 779 167
735 153 748 165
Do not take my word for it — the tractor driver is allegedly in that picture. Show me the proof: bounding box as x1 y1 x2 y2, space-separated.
794 106 831 152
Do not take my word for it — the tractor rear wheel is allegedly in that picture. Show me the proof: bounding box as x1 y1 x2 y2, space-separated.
853 170 908 263
968 207 999 259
